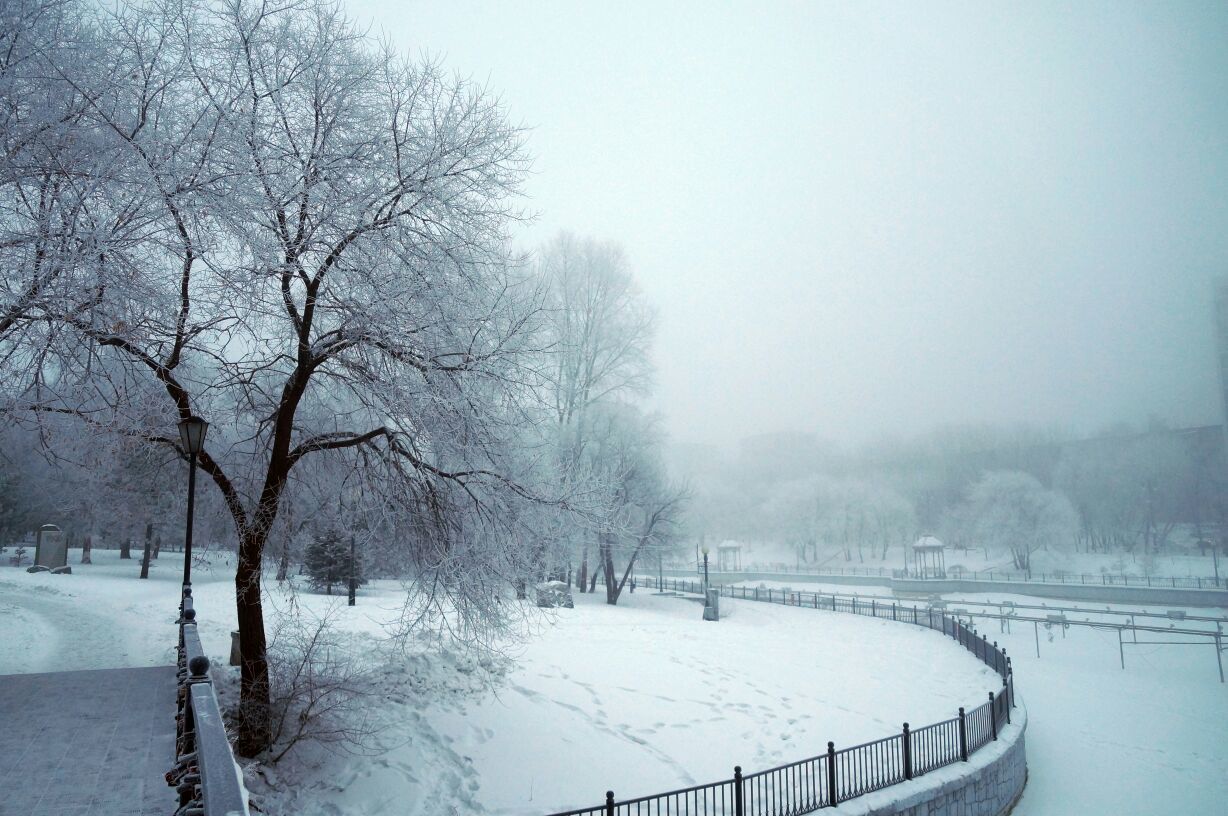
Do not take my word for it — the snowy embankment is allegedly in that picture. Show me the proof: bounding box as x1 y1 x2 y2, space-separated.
727 579 1228 816
0 550 1001 816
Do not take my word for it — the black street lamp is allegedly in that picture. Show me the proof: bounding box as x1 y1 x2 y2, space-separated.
702 544 710 592
178 415 208 592
348 534 357 607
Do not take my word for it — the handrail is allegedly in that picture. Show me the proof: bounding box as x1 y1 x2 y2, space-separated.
546 577 1017 816
169 589 250 816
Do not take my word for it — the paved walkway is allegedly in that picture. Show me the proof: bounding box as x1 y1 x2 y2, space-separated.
0 666 177 816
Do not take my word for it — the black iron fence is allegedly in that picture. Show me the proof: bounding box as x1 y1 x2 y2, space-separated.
168 589 249 816
546 578 1016 816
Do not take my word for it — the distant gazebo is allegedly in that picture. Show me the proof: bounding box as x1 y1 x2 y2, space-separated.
911 536 946 579
717 543 742 571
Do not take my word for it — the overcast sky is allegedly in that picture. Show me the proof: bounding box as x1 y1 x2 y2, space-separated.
352 0 1228 449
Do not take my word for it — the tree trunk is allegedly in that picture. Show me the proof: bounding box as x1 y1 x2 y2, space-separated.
602 536 618 604
81 534 92 564
578 545 589 593
119 537 131 559
153 534 160 558
276 533 290 582
139 521 153 579
234 528 271 757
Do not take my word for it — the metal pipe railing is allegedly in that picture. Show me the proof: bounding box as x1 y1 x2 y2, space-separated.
169 588 250 816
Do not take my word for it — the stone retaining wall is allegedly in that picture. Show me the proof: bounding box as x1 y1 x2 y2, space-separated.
838 704 1028 816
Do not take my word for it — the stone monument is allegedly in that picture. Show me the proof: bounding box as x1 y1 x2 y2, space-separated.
34 524 67 570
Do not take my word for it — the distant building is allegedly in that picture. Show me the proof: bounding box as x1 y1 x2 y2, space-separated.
716 543 742 571
910 536 946 579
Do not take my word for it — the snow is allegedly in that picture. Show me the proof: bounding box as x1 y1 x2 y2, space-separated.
728 579 1228 816
975 593 1228 816
251 588 1000 816
0 550 997 815
4 549 1224 816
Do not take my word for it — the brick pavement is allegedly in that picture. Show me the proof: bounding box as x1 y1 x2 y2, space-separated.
0 666 177 816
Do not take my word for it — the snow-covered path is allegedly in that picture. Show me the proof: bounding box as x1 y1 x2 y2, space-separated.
0 579 147 673
0 553 223 674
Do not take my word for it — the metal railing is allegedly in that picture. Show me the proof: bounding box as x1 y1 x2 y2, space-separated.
169 589 250 816
546 578 1016 816
705 563 1224 590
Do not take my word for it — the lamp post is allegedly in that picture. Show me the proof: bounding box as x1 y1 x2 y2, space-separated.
348 534 357 607
1214 539 1222 588
178 415 208 592
701 544 718 621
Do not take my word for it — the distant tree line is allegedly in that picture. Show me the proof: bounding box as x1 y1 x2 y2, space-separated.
678 422 1226 572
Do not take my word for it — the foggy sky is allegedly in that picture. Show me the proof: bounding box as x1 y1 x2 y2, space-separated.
352 0 1228 449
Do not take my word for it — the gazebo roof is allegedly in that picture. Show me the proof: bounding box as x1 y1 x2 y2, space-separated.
912 536 945 551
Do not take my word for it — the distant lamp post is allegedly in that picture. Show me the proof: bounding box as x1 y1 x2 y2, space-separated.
701 544 718 621
348 534 357 607
1215 539 1223 589
178 415 208 591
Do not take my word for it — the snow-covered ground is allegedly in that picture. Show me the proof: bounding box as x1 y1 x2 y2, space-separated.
3 550 1224 815
1 550 999 815
726 579 1228 816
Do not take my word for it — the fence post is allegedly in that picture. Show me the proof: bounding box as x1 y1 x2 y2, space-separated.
734 766 744 816
902 723 912 780
892 602 897 621
827 742 838 806
1003 678 1011 723
958 707 968 761
981 634 988 663
872 598 876 617
605 790 615 816
989 692 998 741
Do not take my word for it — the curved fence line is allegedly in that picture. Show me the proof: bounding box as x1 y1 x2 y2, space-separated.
545 578 1016 816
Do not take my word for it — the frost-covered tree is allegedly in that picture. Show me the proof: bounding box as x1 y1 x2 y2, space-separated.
536 233 657 588
1055 434 1198 555
960 471 1078 574
764 476 914 565
583 404 686 604
303 528 363 595
0 0 122 350
2 0 544 756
